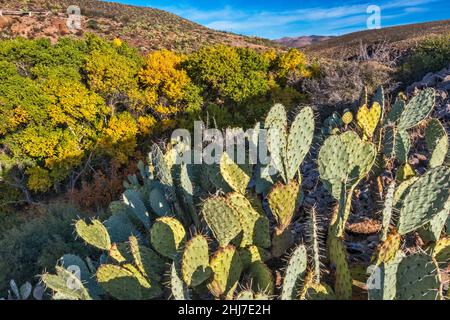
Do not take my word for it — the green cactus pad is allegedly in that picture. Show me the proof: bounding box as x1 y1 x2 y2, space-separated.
425 118 448 169
285 106 314 181
396 253 441 300
417 209 449 243
318 131 377 199
123 189 151 229
181 235 212 287
208 245 243 299
397 166 450 235
308 208 321 283
171 261 190 300
385 97 405 125
219 152 252 194
265 103 288 182
397 88 435 130
104 212 140 243
202 196 242 247
75 219 111 251
328 235 352 300
41 266 92 300
226 192 270 248
248 261 274 295
267 180 301 231
149 185 171 217
381 182 396 241
60 254 102 298
367 250 404 300
394 130 410 163
150 217 187 259
281 245 307 300
129 236 165 282
96 264 162 300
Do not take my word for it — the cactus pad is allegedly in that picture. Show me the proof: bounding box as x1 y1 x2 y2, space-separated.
219 152 252 194
267 180 301 231
318 131 376 199
397 88 435 130
357 102 381 140
281 245 307 300
202 196 242 247
248 261 274 295
425 118 448 169
41 266 92 300
396 253 441 300
397 166 450 235
181 235 212 287
285 106 315 181
150 217 186 258
75 219 111 251
226 192 270 248
208 245 243 299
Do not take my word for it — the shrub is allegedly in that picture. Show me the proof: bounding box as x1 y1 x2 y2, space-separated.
398 33 450 83
0 203 97 293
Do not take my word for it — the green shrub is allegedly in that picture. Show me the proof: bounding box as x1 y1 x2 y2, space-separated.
398 33 450 83
0 203 97 293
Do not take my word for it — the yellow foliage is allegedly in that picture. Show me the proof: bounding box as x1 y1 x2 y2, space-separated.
139 50 194 116
98 112 138 164
9 106 30 129
138 115 157 136
276 49 313 80
26 166 53 192
112 38 123 47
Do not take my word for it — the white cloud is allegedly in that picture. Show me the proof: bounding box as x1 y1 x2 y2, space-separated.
156 0 441 38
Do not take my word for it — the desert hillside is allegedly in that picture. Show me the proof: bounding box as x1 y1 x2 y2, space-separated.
274 35 334 48
0 0 281 52
304 19 450 59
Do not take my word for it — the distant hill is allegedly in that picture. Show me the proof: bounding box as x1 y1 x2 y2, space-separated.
274 35 334 48
0 0 281 52
303 19 450 59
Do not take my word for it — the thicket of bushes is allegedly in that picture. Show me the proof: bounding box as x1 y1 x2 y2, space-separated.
0 34 318 209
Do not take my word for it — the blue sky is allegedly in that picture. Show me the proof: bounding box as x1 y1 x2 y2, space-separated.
107 0 450 39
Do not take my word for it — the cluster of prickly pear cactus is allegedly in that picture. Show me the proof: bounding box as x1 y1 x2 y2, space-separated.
40 92 449 300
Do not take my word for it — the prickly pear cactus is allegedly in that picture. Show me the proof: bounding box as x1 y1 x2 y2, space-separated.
181 235 212 287
208 245 243 299
202 196 242 247
396 253 441 300
397 166 450 235
328 235 352 300
357 102 382 140
318 131 377 200
75 219 111 251
397 88 435 131
425 118 448 169
264 104 314 182
341 109 353 126
226 192 271 248
41 266 92 300
248 261 274 295
285 106 315 181
219 152 252 194
267 180 301 231
150 217 186 258
281 245 307 300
